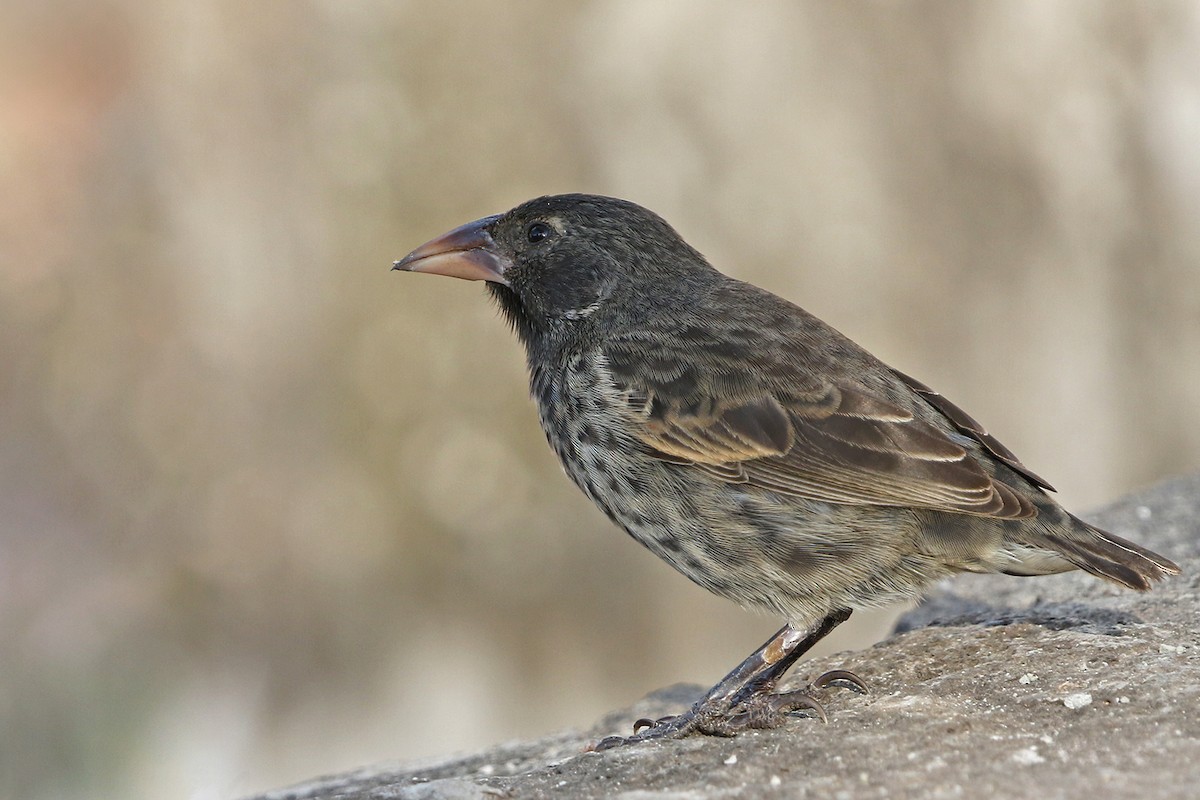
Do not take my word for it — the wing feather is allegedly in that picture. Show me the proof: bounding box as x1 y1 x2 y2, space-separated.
605 339 1037 520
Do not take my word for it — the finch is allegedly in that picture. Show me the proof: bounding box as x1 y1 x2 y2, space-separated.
393 194 1179 746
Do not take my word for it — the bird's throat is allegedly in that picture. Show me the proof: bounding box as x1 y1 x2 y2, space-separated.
487 282 539 347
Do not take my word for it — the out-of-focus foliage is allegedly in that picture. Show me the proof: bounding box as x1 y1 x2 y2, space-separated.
2 1 1198 798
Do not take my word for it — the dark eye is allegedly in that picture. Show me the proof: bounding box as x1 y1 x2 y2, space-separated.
526 222 553 243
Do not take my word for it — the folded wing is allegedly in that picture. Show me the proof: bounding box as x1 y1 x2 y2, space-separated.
605 338 1038 519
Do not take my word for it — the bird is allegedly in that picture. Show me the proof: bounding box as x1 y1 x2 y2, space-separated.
392 193 1180 748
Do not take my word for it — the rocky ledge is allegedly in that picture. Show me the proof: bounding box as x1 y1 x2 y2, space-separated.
248 473 1200 800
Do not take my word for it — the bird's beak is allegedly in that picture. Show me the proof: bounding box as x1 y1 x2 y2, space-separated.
392 214 511 286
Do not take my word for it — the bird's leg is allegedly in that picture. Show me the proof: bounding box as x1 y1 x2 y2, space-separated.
594 608 865 750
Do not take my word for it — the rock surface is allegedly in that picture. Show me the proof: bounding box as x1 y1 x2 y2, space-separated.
248 474 1200 800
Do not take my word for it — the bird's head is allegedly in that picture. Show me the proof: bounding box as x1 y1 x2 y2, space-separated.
393 194 717 348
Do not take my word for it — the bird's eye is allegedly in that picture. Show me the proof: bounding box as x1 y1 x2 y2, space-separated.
526 222 553 243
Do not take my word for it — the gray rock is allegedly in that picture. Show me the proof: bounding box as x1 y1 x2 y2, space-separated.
246 474 1200 800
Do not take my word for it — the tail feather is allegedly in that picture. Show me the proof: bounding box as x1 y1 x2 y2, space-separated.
1040 516 1181 591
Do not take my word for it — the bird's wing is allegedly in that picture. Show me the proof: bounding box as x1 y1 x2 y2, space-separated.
891 368 1055 492
602 338 1038 519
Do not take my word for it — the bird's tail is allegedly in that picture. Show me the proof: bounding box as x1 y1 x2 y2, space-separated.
1038 515 1180 591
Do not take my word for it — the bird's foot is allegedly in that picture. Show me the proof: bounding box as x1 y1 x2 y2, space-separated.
591 669 867 751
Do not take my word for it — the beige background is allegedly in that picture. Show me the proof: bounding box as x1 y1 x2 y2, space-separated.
2 2 1198 798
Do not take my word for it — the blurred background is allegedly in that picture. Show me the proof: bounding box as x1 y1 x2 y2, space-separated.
2 1 1199 797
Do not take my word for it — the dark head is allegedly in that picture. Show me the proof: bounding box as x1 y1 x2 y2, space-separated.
393 194 717 349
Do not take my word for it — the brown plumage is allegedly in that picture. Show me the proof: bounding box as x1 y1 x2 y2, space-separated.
393 193 1180 746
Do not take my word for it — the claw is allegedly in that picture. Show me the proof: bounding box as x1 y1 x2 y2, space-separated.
769 690 828 724
593 735 627 751
632 714 677 733
811 669 869 694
